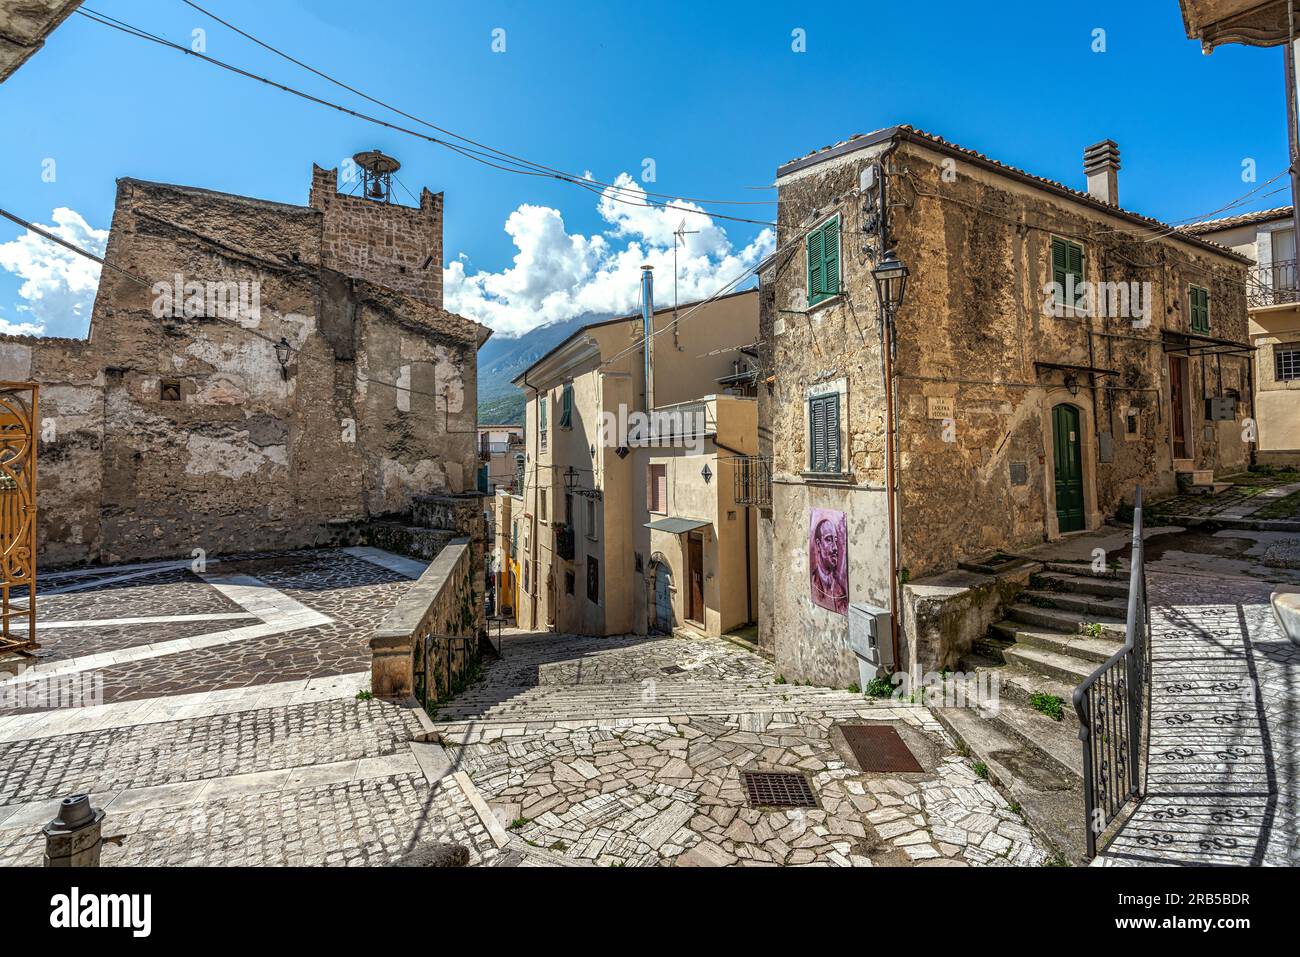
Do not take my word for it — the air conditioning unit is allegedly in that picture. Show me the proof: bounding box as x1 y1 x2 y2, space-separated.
847 602 893 688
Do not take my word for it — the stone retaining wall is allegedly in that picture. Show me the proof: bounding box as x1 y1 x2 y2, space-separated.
370 538 477 699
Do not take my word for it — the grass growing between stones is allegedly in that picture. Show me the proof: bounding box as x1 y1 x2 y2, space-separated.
1029 692 1064 721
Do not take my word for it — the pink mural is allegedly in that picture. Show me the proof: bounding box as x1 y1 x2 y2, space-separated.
809 508 849 615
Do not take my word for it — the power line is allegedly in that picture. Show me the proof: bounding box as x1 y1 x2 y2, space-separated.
74 7 778 229
178 0 775 209
0 204 475 406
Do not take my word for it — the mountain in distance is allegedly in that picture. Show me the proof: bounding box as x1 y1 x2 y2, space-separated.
476 311 615 425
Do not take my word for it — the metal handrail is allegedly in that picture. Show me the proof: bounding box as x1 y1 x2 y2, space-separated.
1072 484 1151 860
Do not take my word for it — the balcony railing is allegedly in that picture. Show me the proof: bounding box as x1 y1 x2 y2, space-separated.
555 523 575 561
1248 258 1299 308
733 455 772 508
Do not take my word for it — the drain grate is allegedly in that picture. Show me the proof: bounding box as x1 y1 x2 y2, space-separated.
660 665 685 675
840 724 924 773
742 771 818 809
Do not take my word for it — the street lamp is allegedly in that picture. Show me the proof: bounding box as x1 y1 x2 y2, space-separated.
564 465 578 490
872 249 910 314
274 337 292 380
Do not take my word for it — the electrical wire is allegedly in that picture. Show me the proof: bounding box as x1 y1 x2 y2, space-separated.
74 7 778 229
177 0 775 209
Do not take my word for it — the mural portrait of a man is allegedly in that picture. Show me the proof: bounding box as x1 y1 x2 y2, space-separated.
809 508 849 615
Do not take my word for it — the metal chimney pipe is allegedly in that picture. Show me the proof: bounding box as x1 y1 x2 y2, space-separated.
641 265 655 412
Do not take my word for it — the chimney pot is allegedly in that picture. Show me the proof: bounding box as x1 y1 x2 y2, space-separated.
1083 140 1121 207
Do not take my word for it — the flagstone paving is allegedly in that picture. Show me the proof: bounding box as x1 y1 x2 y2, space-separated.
1096 572 1300 866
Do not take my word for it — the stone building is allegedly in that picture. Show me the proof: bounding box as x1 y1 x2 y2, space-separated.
1185 206 1300 462
756 126 1254 686
478 424 525 492
0 162 488 566
0 0 81 84
511 287 759 637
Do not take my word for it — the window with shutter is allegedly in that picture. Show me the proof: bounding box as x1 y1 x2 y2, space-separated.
559 382 573 428
1189 285 1210 333
808 393 841 473
539 395 548 450
648 464 667 513
1051 237 1084 307
807 216 840 306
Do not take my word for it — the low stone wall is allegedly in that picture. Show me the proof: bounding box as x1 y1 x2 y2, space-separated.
903 564 1036 672
370 538 478 699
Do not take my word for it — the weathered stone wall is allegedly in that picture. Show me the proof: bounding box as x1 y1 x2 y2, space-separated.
0 335 102 566
370 538 477 699
760 132 1254 682
889 141 1252 580
310 165 444 308
0 0 81 83
4 168 484 566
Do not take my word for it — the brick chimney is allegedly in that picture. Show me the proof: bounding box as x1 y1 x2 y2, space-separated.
1083 140 1120 207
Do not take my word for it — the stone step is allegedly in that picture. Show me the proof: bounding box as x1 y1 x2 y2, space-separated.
1172 458 1194 472
988 624 1123 665
932 707 1085 864
1001 645 1096 685
1029 571 1128 599
978 698 1082 779
1018 589 1129 619
1042 561 1127 582
1004 603 1126 637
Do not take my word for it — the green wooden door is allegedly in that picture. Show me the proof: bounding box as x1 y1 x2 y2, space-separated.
1052 404 1085 533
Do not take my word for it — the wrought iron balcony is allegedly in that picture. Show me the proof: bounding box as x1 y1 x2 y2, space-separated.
1248 258 1300 308
733 455 772 508
555 523 575 561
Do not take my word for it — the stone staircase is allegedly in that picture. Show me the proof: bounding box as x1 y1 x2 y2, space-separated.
934 561 1129 863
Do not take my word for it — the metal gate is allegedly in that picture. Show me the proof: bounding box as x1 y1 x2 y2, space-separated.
0 382 37 654
653 563 673 633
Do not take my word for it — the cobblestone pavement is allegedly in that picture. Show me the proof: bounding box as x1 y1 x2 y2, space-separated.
1098 572 1300 866
0 548 511 867
434 631 1050 867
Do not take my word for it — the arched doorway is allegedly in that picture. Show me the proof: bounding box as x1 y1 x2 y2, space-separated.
1051 403 1085 532
651 562 674 634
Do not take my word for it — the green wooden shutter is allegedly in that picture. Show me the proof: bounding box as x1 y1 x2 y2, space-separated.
807 228 825 304
809 396 826 471
560 383 573 427
822 219 840 298
539 396 547 429
825 392 841 473
1190 286 1209 332
1051 238 1068 300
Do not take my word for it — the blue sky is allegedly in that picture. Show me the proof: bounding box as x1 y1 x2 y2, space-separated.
0 0 1290 338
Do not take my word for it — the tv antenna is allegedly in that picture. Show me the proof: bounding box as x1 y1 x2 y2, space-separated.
352 150 401 203
672 219 699 350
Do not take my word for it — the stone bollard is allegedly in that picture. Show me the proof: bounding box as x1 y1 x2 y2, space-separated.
43 794 106 867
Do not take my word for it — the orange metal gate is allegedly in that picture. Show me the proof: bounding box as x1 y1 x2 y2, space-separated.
0 382 37 653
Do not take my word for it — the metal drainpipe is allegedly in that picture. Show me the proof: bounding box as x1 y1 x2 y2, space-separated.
879 146 905 675
523 371 539 632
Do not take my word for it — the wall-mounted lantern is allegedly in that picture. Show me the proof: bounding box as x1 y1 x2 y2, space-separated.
564 465 579 490
1065 372 1080 397
871 250 910 315
274 337 292 380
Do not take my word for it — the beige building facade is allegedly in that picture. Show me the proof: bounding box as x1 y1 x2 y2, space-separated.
1187 206 1300 460
512 288 760 637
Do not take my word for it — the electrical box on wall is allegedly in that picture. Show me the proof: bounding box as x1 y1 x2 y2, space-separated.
847 602 893 689
1205 396 1237 421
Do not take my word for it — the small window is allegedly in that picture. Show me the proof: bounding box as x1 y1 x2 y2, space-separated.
1126 411 1139 435
586 498 598 541
539 488 548 522
559 382 573 429
647 464 667 513
539 396 548 450
565 570 575 595
806 216 841 306
160 379 181 401
1276 347 1300 382
808 392 841 473
1189 285 1210 334
587 556 600 603
1051 237 1085 307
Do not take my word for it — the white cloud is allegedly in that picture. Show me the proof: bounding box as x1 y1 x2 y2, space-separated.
0 208 107 338
444 174 775 337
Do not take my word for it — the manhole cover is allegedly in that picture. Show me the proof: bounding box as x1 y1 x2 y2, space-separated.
840 724 924 773
742 771 817 808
